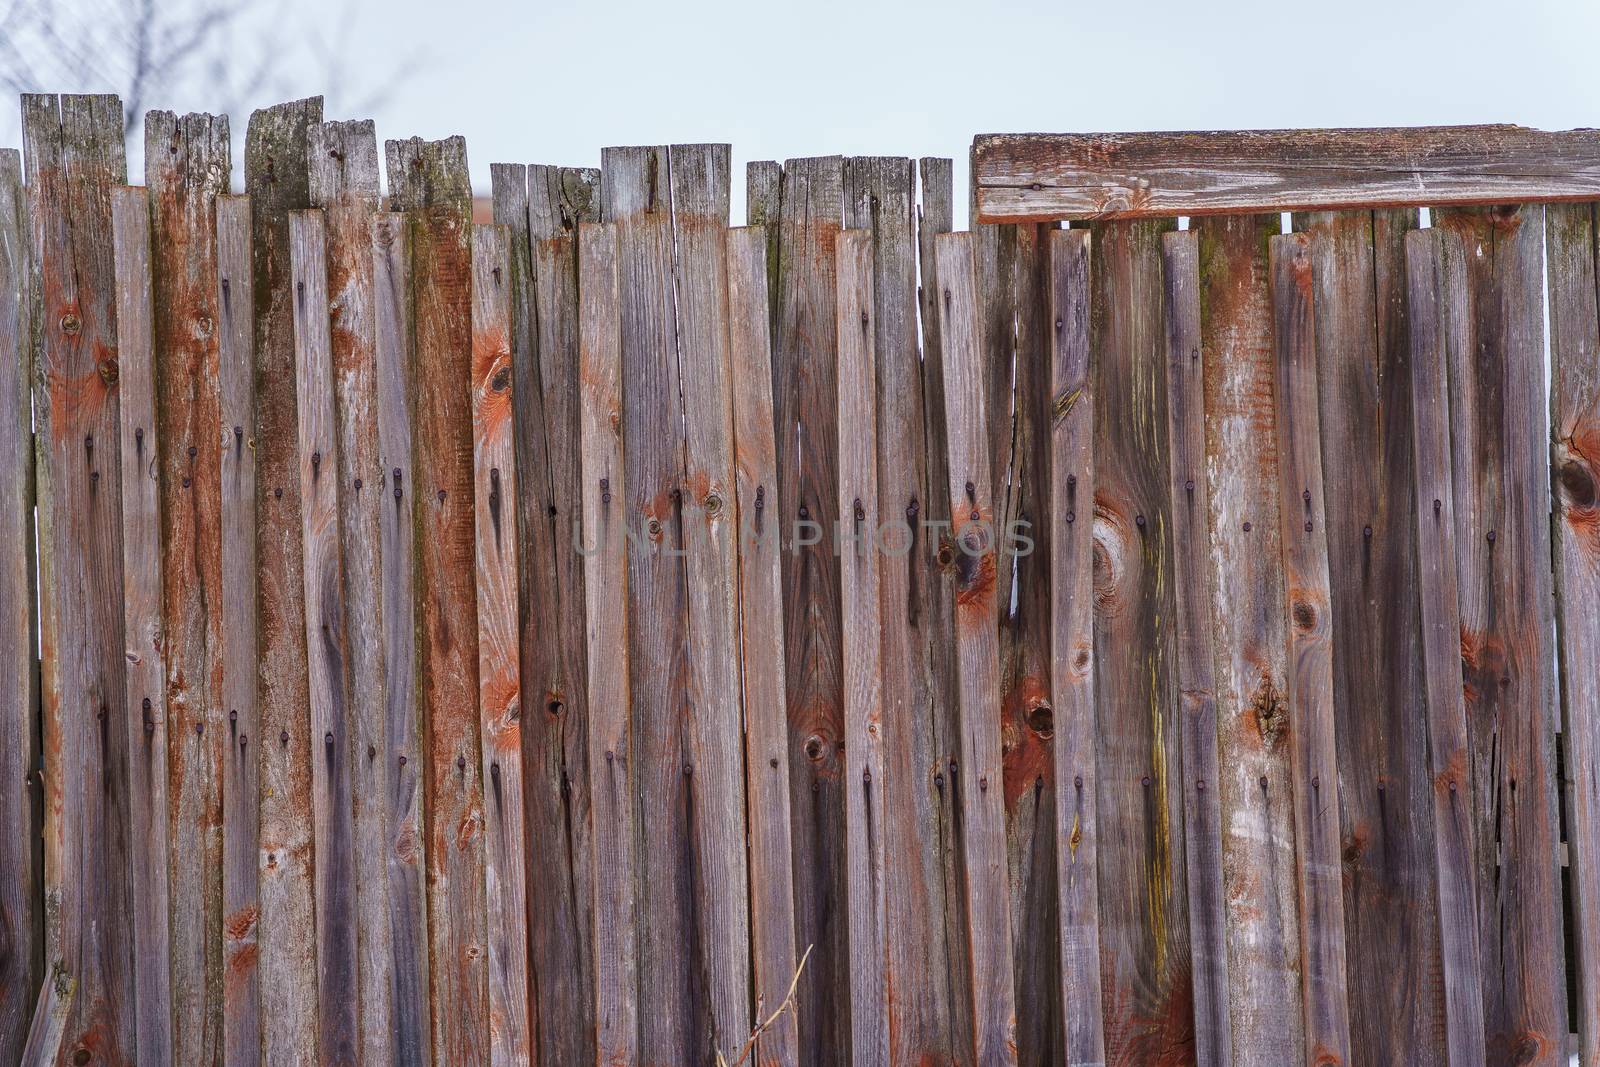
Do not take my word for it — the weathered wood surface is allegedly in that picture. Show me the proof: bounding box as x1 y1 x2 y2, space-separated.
576 221 637 1067
308 116 393 1064
1433 205 1567 1065
490 161 598 1067
1194 213 1301 1066
844 157 960 1066
1045 226 1107 1066
0 146 38 1067
754 155 851 1067
1403 227 1487 1067
290 208 362 1065
599 143 751 1061
468 222 534 1063
726 223 800 1067
372 209 434 1067
245 95 323 1067
974 125 1600 222
670 144 752 1059
22 91 134 1066
109 184 175 1067
1160 228 1230 1066
1293 207 1442 1063
1267 232 1352 1065
1088 217 1192 1062
836 226 889 1067
17 968 73 1067
970 183 1061 1067
216 191 263 1067
1548 201 1600 1067
914 155 976 1064
387 133 488 1066
935 229 1019 1065
146 108 230 1065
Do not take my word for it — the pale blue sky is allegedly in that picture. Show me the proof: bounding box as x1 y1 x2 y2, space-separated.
5 0 1600 220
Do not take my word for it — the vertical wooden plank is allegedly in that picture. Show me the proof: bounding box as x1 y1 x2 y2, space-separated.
0 146 40 1067
1292 207 1441 1062
216 191 264 1067
1088 217 1192 1059
576 221 637 1067
1160 229 1231 1067
1194 212 1301 1065
669 144 752 1057
18 969 73 1067
491 161 599 1067
309 117 393 1065
109 185 174 1067
289 208 361 1066
1433 205 1567 1065
469 222 535 1063
386 134 487 1067
1404 227 1487 1066
1046 226 1107 1066
22 91 134 1066
845 157 962 1065
726 223 800 1067
1548 201 1600 1067
971 202 1061 1067
915 156 975 1063
1267 232 1352 1065
373 209 434 1067
244 94 324 1067
145 108 230 1065
935 229 1019 1065
765 155 850 1067
836 227 889 1067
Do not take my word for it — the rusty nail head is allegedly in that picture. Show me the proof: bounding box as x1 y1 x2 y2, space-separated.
354 478 362 490
1074 775 1083 789
324 732 334 745
399 755 407 766
1186 479 1194 492
1259 775 1268 790
1487 530 1496 543
978 776 988 791
1066 511 1075 524
1242 521 1252 532
1135 514 1146 528
1304 521 1313 532
1364 525 1373 538
280 730 288 744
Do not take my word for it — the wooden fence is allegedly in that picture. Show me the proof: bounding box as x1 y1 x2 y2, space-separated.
4 96 1600 1067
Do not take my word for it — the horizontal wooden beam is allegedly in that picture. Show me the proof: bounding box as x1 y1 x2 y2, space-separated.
972 125 1600 222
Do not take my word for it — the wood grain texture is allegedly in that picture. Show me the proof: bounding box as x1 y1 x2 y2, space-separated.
145 108 230 1066
373 209 434 1067
245 95 324 1067
836 227 889 1067
1403 228 1487 1067
973 125 1600 222
386 134 488 1067
1161 229 1230 1067
1548 201 1600 1067
576 221 638 1067
1433 205 1567 1066
109 185 174 1067
1045 226 1107 1066
1087 218 1191 1063
216 191 264 1067
726 223 800 1067
1292 207 1442 1064
1194 213 1301 1066
1266 232 1352 1067
469 222 535 1063
22 91 135 1067
759 156 850 1067
0 146 40 1067
18 967 73 1067
309 117 394 1065
914 155 976 1064
490 161 599 1067
846 155 964 1066
598 143 751 1062
935 229 1019 1065
969 179 1061 1067
669 145 753 1060
290 208 362 1066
